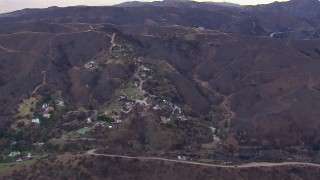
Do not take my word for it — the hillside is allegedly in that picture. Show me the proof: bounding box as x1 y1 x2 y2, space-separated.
1 0 320 179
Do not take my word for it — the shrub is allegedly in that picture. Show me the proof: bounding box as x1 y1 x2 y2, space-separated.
97 115 114 122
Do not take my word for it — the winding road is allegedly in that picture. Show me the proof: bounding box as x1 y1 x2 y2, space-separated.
31 24 108 94
193 46 236 126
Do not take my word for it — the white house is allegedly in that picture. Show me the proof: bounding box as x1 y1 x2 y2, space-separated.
153 104 161 110
87 118 92 124
141 66 151 72
8 151 20 157
177 156 187 161
56 100 64 106
26 152 32 159
31 118 40 124
43 114 51 119
33 142 44 147
42 103 48 110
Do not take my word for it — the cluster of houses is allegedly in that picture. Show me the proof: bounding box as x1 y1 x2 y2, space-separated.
74 60 188 137
152 99 185 123
138 65 151 78
8 151 32 162
31 100 64 125
210 127 222 145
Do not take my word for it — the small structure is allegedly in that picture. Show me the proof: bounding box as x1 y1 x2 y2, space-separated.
153 104 162 110
43 113 51 119
113 119 122 124
31 118 40 124
16 158 22 162
25 152 32 159
140 73 147 77
77 127 91 135
196 27 205 31
8 151 20 157
42 103 48 110
161 116 170 123
141 66 151 72
55 100 65 107
178 116 187 121
33 142 44 147
177 156 188 161
85 61 98 69
118 95 128 101
87 118 92 124
46 106 54 112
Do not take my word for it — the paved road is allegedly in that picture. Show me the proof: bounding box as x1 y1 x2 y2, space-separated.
87 149 320 168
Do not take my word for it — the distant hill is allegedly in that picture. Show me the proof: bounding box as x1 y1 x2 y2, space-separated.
246 0 320 18
0 6 59 18
116 0 241 9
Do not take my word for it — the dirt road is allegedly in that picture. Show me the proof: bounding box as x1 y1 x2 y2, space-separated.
87 149 320 169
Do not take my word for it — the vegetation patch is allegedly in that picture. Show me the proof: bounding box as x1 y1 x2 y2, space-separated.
121 86 143 100
76 127 91 134
16 96 40 118
0 154 48 170
184 34 196 41
101 102 120 113
97 115 114 122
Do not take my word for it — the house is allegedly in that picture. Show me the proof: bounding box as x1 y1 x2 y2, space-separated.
87 118 92 124
33 142 44 147
8 151 20 157
43 113 51 119
84 61 98 69
173 105 182 114
178 116 187 121
141 66 151 72
161 116 169 123
113 119 122 124
46 106 54 112
177 156 187 161
196 27 205 31
55 100 64 107
31 118 40 124
153 104 161 110
25 152 32 159
118 95 127 101
140 73 147 77
42 103 48 110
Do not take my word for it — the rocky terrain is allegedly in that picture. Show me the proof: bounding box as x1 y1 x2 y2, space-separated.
1 0 320 179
